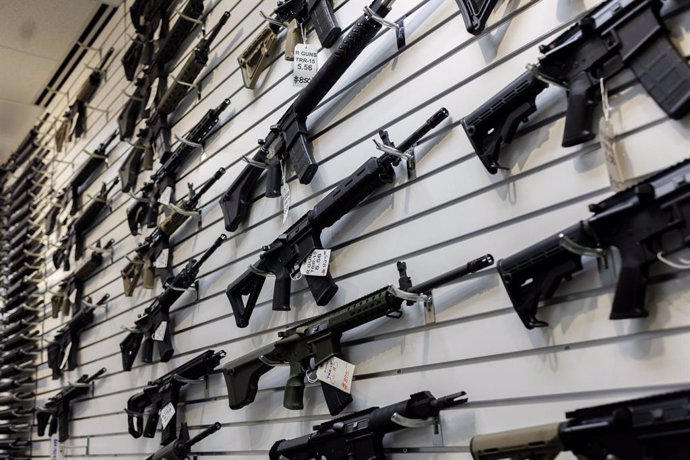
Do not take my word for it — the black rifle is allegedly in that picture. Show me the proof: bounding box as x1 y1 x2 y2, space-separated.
498 158 690 329
52 180 118 270
50 239 114 318
120 235 225 370
456 0 500 35
2 304 40 326
125 349 225 445
121 167 226 296
239 0 341 89
119 0 206 137
0 407 33 421
146 422 221 460
0 391 34 406
47 295 109 379
119 129 149 193
461 0 690 174
226 108 449 327
36 368 106 443
471 389 690 460
70 47 115 138
68 131 118 215
0 328 39 353
126 98 230 235
223 256 493 413
45 189 66 235
219 0 396 231
9 114 49 169
0 346 37 367
270 391 467 460
149 11 231 158
0 321 37 342
121 0 174 81
0 376 32 393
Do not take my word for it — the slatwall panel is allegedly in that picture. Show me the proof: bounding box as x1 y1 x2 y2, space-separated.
18 0 690 457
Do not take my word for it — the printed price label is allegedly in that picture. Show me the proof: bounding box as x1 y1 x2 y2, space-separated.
153 321 167 342
293 43 318 87
154 248 169 268
50 434 64 460
316 357 355 393
159 186 172 206
600 117 625 192
159 402 175 429
300 249 331 277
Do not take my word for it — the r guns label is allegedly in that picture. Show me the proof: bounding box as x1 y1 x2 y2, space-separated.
293 44 318 88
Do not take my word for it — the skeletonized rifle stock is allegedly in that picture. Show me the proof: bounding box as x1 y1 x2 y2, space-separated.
146 422 221 460
125 350 225 445
461 0 690 174
223 255 493 414
498 159 690 329
36 368 106 442
120 235 225 370
220 0 396 231
126 98 230 235
471 389 690 460
226 108 449 327
271 391 467 460
121 167 226 296
239 0 341 89
456 0 500 35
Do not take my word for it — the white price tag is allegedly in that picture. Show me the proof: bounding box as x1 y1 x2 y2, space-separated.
281 162 290 223
50 434 64 460
60 341 72 369
159 402 175 429
600 117 625 192
154 248 169 268
316 357 355 394
153 321 167 341
300 249 331 277
293 43 318 87
159 186 172 206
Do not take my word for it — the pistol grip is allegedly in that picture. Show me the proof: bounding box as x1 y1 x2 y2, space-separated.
265 160 282 198
305 272 338 306
142 336 154 364
157 321 174 363
562 77 597 147
283 362 306 410
37 412 50 436
272 272 292 311
626 30 690 120
310 0 341 48
285 19 303 61
610 258 650 320
143 408 160 439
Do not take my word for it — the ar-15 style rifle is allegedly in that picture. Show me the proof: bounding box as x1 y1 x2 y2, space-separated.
121 167 226 296
125 350 225 445
461 0 690 174
119 0 207 138
226 107 448 327
239 0 341 89
126 98 230 235
119 129 149 193
121 0 174 82
67 131 118 215
36 367 107 443
51 239 114 318
471 389 690 460
148 11 231 158
498 158 690 329
146 422 221 460
223 256 493 414
70 47 115 139
53 180 118 271
271 391 467 460
47 295 109 379
219 0 397 231
120 235 225 371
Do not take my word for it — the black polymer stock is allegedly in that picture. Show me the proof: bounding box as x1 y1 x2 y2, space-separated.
223 255 493 414
226 107 449 327
455 0 500 35
125 349 225 445
498 158 690 329
471 389 690 460
219 0 397 232
119 235 226 370
270 390 467 460
36 367 107 443
239 0 342 89
461 0 690 174
121 167 226 296
125 98 230 234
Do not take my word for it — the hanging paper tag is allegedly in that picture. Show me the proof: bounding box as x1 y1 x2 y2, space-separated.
316 357 355 393
154 248 169 268
300 249 331 277
293 43 318 87
60 342 72 369
159 186 172 206
600 117 625 192
68 289 77 304
153 321 168 341
281 162 291 223
50 434 64 460
159 402 175 429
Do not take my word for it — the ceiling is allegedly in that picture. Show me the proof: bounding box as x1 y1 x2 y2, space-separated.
0 0 120 163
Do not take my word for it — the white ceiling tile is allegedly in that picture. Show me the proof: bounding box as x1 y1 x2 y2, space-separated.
0 46 58 104
0 98 45 163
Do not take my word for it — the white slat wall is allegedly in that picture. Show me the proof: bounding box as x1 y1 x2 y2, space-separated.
23 0 690 458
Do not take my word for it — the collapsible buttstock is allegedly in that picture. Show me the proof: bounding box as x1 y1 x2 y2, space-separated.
226 268 266 328
219 153 267 231
239 26 279 89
